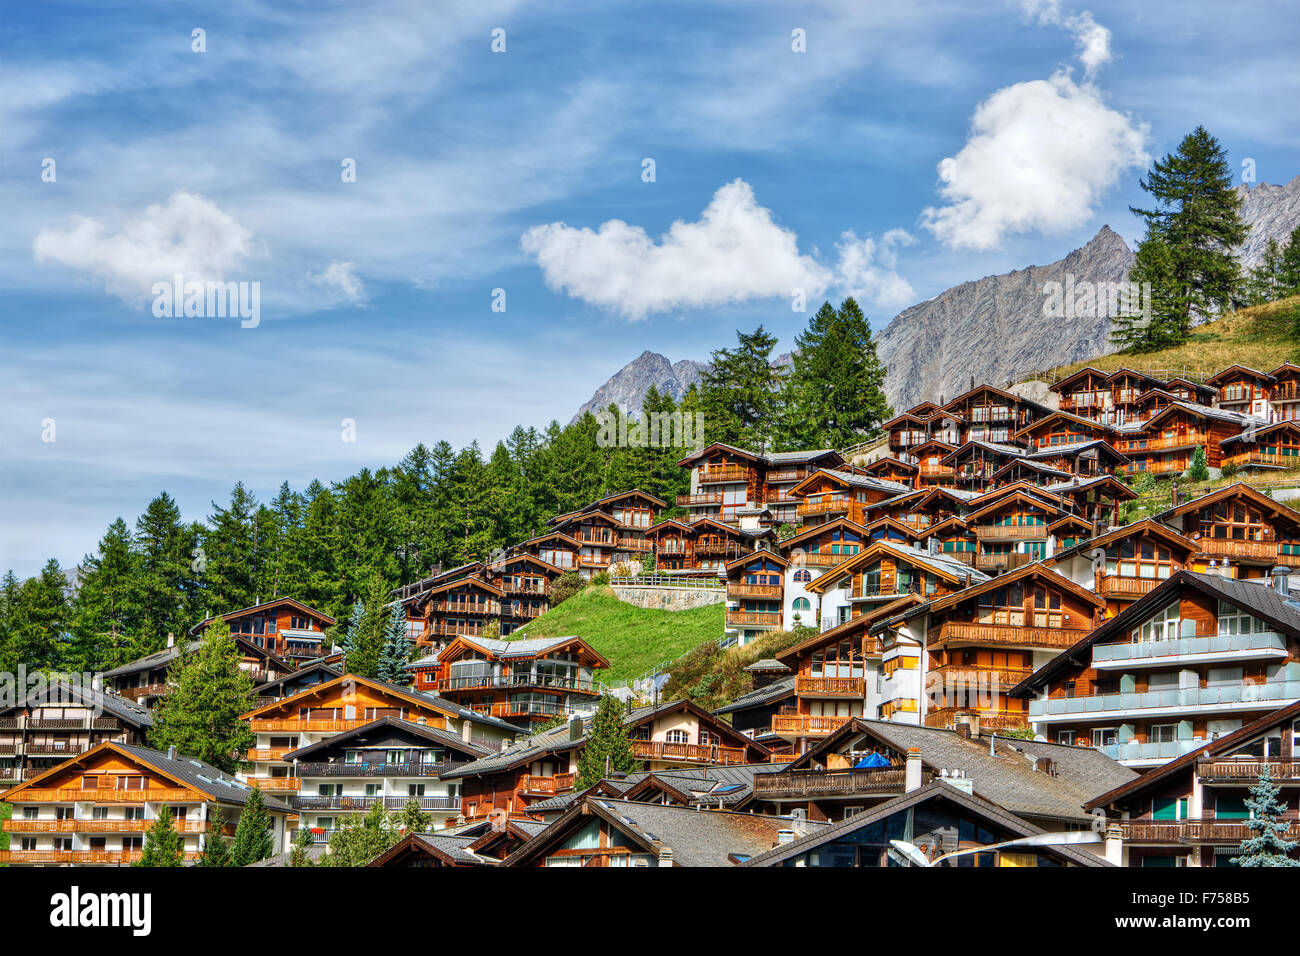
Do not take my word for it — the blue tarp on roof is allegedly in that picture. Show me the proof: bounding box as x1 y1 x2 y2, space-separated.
854 753 891 769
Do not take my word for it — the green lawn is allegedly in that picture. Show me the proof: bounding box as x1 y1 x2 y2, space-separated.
515 585 724 684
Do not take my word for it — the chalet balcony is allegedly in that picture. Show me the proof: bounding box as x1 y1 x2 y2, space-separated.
766 468 811 483
25 742 90 757
502 603 546 620
794 676 867 698
1118 432 1210 453
630 740 747 765
797 497 852 517
0 849 165 865
118 683 169 702
727 582 783 599
1119 459 1189 476
929 665 1034 690
1223 451 1300 469
725 610 781 628
1197 757 1300 783
295 761 453 777
1 818 210 834
573 531 615 546
1117 819 1300 844
428 600 501 616
850 583 923 602
931 621 1088 650
676 493 723 507
752 766 930 800
1095 574 1166 600
917 464 954 479
487 700 574 719
14 788 193 803
431 674 601 695
770 714 853 738
1194 537 1279 563
27 718 89 730
244 777 301 792
698 465 751 484
797 552 852 567
924 708 1029 732
974 524 1048 540
430 620 490 637
1031 679 1300 723
250 717 376 733
1091 631 1287 669
291 794 460 811
503 580 550 596
247 747 295 762
972 552 1037 572
695 541 738 556
518 773 576 795
0 744 20 756
1099 739 1202 763
616 536 650 551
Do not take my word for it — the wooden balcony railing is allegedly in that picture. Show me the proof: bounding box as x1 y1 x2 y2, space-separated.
794 676 866 698
753 766 930 799
694 541 738 556
250 717 377 733
796 552 853 567
629 740 747 765
1194 537 1279 562
1119 459 1189 476
1096 574 1165 599
924 709 1029 731
676 493 723 507
1223 451 1300 468
972 552 1037 571
929 665 1034 689
770 714 853 737
15 788 193 803
502 581 550 596
118 683 169 702
727 582 783 599
1118 432 1210 453
1118 818 1300 843
725 610 781 628
1197 757 1300 782
247 747 294 762
0 849 155 865
518 773 576 795
698 465 751 484
797 498 852 517
428 600 501 616
931 621 1088 650
244 777 300 792
974 524 1048 540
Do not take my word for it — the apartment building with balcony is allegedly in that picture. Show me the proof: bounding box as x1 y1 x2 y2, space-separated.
191 596 337 665
675 442 844 525
749 715 1135 829
488 553 564 635
788 468 912 527
0 742 290 866
940 383 1052 446
960 487 1070 571
0 682 152 788
442 698 770 821
239 674 517 796
547 489 665 570
102 633 295 705
1152 482 1300 579
1012 570 1300 768
410 635 608 731
413 572 505 647
777 518 868 631
1114 402 1260 475
724 550 786 644
1206 364 1276 419
1085 699 1300 866
1220 420 1300 472
285 717 491 838
646 516 760 572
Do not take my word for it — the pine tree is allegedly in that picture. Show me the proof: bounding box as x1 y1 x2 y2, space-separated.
69 518 140 670
198 806 232 867
1123 126 1247 349
1187 445 1210 482
1244 238 1287 306
777 298 892 450
148 618 255 774
321 800 397 866
575 695 639 790
230 786 275 866
0 559 71 673
203 483 260 610
393 797 432 835
1281 226 1300 296
377 600 413 684
134 805 185 866
288 827 315 867
343 576 389 679
134 492 200 657
1232 766 1300 866
699 326 782 449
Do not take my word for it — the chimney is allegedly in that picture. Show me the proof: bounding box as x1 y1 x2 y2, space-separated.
1272 566 1291 596
954 712 981 739
166 632 175 649
461 720 473 743
1035 757 1056 776
776 828 798 845
167 746 177 760
905 747 924 792
1104 823 1124 866
569 716 584 741
657 846 675 865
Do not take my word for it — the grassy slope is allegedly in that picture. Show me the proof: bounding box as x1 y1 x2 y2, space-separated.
1048 295 1300 381
514 585 723 684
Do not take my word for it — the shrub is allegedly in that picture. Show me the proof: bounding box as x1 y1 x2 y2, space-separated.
549 571 587 606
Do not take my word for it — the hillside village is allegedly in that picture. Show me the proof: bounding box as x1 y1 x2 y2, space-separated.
11 344 1300 867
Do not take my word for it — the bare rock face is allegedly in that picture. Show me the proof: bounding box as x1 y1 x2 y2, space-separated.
876 226 1135 409
570 351 708 423
575 175 1300 421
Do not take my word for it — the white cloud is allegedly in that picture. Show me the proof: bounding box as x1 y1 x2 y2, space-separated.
308 261 366 304
921 72 1148 250
834 229 917 310
1021 0 1112 77
33 192 257 301
522 179 915 318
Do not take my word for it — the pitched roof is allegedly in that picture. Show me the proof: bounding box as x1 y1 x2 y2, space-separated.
0 680 153 728
190 596 336 633
713 674 796 715
367 831 489 867
281 716 492 761
101 636 293 679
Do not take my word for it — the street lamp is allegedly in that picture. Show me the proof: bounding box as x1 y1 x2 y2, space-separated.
889 830 1101 866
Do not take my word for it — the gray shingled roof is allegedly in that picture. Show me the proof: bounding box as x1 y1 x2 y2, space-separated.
5 681 153 728
802 718 1136 823
713 675 795 714
115 743 292 811
281 716 491 762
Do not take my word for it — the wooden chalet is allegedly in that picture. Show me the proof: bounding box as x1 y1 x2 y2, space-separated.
1166 377 1219 406
1206 364 1276 419
1153 482 1300 577
1220 420 1300 472
1014 569 1300 770
858 455 919 488
908 439 960 488
787 468 910 526
1028 437 1130 478
805 538 985 620
442 699 771 820
943 440 1024 487
724 549 787 642
0 682 152 788
940 383 1049 446
1046 518 1199 614
0 742 291 866
239 673 517 795
1014 410 1117 461
513 531 580 573
413 634 608 730
415 572 504 646
191 596 336 664
675 443 843 525
1085 700 1300 866
489 553 563 634
1050 367 1114 420
548 489 665 566
1106 368 1166 425
1115 401 1257 475
961 487 1069 569
101 634 294 706
1269 362 1300 422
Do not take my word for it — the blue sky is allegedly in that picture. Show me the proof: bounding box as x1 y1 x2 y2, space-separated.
3 0 1299 577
